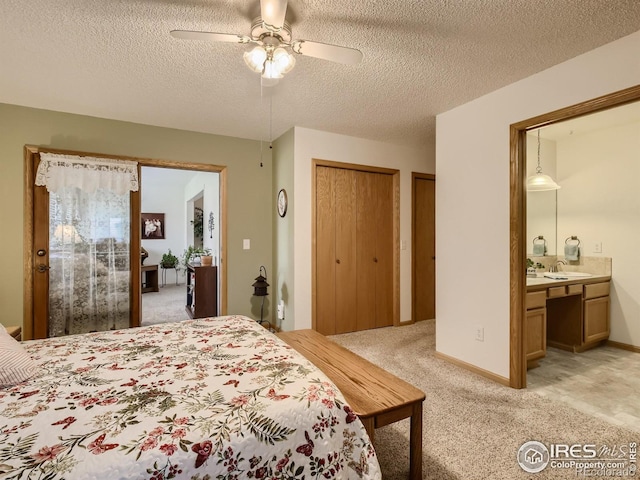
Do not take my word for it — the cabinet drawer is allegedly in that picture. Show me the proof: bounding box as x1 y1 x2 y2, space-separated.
584 282 610 300
567 284 583 296
547 286 566 298
526 291 547 310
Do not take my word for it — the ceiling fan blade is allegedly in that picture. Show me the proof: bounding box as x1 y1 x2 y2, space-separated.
291 40 363 65
170 30 251 44
260 0 288 32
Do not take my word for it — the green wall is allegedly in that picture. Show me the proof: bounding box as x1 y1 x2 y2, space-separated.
0 103 273 328
272 128 295 330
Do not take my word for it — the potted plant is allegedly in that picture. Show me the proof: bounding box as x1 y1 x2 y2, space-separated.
182 246 212 267
161 249 179 269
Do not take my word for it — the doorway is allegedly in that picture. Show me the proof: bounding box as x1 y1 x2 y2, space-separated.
23 147 227 340
140 166 221 326
509 84 640 388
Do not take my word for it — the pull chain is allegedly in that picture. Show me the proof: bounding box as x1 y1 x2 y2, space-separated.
536 129 542 174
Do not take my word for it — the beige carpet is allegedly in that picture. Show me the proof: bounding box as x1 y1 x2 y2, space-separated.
141 284 190 326
330 320 637 480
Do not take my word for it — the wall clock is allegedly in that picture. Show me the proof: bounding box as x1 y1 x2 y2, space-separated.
277 188 288 217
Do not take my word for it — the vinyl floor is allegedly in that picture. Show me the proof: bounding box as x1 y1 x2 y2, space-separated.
528 345 640 432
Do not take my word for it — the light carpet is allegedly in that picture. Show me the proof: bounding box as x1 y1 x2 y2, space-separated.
330 320 637 480
141 284 189 326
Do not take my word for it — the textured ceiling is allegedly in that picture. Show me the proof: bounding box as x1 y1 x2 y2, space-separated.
1 0 639 150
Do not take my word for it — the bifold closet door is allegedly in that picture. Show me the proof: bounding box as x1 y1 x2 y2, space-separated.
315 166 357 335
356 171 393 331
334 168 357 333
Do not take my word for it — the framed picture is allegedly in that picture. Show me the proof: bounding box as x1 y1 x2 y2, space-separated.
141 213 165 239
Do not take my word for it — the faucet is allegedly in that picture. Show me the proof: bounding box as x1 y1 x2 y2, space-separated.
549 260 567 273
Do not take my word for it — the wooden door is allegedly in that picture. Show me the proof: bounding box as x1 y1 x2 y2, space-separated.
356 171 393 330
412 174 436 321
315 166 337 335
316 166 358 335
334 169 357 333
356 171 377 331
29 151 139 339
374 173 394 328
314 161 398 334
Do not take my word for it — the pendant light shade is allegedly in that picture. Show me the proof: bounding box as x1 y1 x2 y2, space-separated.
526 173 561 191
527 129 560 191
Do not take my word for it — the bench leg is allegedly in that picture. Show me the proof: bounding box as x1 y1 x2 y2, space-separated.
409 402 423 480
361 416 375 445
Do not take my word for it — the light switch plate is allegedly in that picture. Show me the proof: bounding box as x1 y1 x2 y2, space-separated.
243 239 250 250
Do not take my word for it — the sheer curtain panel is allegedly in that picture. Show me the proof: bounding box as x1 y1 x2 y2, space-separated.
36 153 138 336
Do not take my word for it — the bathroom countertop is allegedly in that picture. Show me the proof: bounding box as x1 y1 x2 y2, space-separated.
526 273 611 291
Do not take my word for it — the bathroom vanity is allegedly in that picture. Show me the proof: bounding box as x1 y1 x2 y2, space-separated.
525 274 611 368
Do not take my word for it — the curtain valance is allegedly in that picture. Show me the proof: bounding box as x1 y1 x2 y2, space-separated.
35 153 139 195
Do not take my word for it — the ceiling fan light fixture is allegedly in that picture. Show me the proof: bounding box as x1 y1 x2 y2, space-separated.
262 58 284 79
243 46 268 73
272 47 295 74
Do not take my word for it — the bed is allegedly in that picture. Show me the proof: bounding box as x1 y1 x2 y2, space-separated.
0 315 381 479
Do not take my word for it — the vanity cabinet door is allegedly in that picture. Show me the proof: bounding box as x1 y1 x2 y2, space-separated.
525 307 546 363
584 296 610 343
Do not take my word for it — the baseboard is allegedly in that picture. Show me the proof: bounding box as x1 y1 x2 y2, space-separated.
434 351 510 387
606 340 640 354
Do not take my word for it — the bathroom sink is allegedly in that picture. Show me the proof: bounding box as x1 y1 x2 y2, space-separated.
544 272 592 279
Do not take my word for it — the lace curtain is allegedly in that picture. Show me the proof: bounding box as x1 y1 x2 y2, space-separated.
36 153 138 337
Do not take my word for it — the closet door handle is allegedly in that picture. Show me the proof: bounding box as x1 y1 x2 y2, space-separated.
336 259 341 264
373 257 378 263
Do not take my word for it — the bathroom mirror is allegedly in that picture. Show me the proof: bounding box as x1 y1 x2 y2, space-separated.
526 132 557 256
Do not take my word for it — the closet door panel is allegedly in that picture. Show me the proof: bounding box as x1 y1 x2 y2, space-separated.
316 166 336 335
334 168 358 333
356 171 377 331
375 173 394 328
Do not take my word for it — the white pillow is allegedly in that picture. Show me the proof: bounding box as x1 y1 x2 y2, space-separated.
0 326 38 387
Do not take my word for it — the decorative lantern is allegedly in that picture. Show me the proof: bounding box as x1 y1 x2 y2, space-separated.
252 266 269 325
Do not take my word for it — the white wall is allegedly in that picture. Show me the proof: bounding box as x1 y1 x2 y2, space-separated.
557 121 640 346
141 174 187 268
291 127 433 330
436 30 640 379
185 172 220 264
273 128 295 330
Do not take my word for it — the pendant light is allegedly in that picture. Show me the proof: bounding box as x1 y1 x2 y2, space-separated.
526 129 560 191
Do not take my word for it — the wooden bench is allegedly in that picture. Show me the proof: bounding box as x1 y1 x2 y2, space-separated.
277 329 425 480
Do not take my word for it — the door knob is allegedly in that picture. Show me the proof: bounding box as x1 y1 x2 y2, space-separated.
37 249 47 257
336 259 341 264
373 257 378 263
36 264 51 273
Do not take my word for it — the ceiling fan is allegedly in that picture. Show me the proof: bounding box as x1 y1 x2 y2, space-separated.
170 0 363 83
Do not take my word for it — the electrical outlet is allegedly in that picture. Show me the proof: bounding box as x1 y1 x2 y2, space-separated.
277 301 285 320
475 326 484 342
593 242 602 253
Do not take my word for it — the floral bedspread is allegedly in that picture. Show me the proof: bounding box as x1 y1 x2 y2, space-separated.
0 315 381 480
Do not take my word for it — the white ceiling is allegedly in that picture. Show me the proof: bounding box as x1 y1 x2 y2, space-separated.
1 0 639 150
